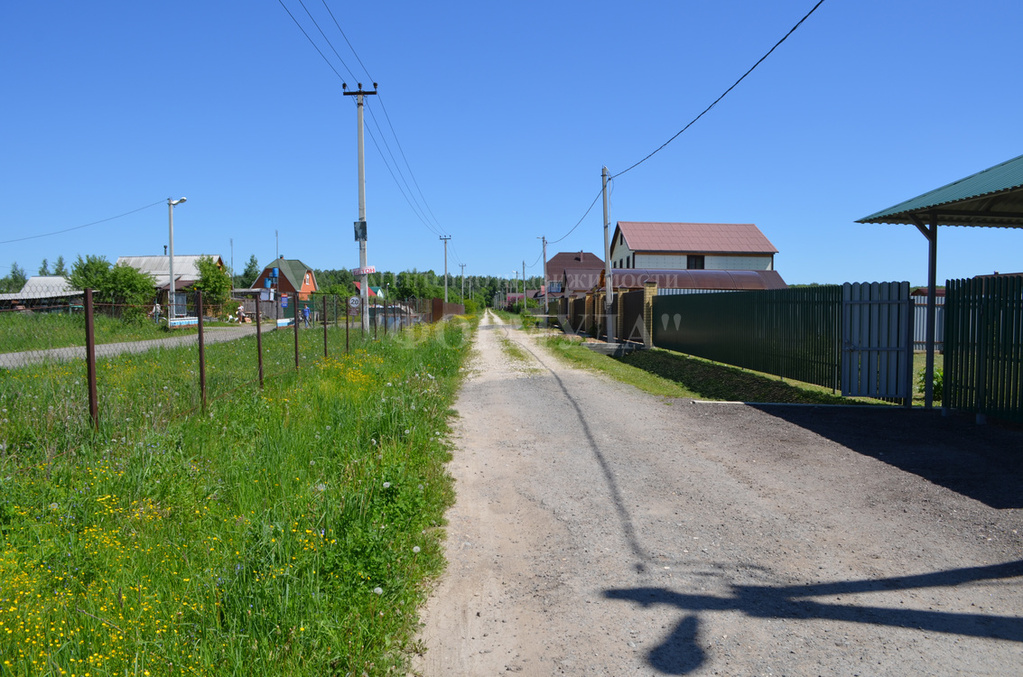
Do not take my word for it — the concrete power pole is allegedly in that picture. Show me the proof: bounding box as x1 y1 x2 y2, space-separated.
538 235 548 315
522 260 526 311
343 82 378 331
459 263 466 300
440 236 451 302
602 166 614 343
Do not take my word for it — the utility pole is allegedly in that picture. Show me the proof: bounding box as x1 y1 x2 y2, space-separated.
538 235 548 315
440 235 451 302
343 82 378 331
602 166 614 343
459 263 466 300
522 261 526 311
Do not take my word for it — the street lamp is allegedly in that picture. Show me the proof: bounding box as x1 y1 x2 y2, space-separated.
168 197 187 317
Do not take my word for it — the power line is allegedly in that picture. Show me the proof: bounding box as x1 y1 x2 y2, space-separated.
319 0 374 83
549 187 603 245
0 200 165 245
276 0 347 83
294 0 359 82
612 0 827 180
363 122 445 237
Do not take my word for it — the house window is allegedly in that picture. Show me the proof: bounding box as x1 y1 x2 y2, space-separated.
687 255 705 270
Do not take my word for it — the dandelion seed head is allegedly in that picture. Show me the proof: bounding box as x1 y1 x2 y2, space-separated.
383 482 391 489
412 546 420 554
373 587 383 595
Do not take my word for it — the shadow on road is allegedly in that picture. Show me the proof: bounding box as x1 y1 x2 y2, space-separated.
606 559 1023 675
749 405 1023 509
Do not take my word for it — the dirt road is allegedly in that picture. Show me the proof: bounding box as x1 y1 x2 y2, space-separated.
414 310 1023 675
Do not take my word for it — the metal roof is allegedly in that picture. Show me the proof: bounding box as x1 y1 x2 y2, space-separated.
614 222 778 255
857 153 1023 227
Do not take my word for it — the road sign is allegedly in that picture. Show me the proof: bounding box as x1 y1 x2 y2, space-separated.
349 296 361 308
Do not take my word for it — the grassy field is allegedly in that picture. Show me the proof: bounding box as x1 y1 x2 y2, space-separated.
0 312 198 353
0 317 474 675
543 336 871 405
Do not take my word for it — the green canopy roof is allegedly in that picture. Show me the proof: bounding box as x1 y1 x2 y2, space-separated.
857 153 1023 228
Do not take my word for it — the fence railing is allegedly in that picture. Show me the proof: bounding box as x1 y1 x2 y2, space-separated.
944 275 1023 423
1 288 461 429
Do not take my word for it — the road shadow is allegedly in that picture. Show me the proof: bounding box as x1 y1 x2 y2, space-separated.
747 405 1023 509
606 559 1023 675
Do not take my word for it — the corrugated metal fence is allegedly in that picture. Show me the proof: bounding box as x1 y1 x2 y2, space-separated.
653 285 843 390
841 282 914 402
944 275 1023 423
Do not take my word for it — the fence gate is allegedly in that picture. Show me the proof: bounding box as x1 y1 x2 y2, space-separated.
841 282 914 403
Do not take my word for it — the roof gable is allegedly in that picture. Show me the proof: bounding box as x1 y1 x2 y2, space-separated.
615 222 778 255
263 258 315 290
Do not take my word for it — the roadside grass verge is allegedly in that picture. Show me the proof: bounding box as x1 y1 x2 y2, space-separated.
543 336 860 405
0 311 196 353
0 318 474 676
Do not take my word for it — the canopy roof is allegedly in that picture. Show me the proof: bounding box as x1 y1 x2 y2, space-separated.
857 153 1023 228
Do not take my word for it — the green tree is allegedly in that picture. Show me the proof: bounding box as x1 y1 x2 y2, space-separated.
53 256 67 277
38 259 50 276
239 255 261 288
69 256 155 322
192 255 232 310
0 262 27 293
105 263 156 322
68 255 112 292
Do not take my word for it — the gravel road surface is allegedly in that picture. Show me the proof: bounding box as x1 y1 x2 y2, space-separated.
414 310 1023 676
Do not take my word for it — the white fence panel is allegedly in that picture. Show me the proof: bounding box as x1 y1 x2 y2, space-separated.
842 281 914 403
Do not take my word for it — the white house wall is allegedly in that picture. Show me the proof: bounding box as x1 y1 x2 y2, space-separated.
633 253 773 270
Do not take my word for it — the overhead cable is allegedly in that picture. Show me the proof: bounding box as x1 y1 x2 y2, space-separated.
612 0 827 179
0 200 165 245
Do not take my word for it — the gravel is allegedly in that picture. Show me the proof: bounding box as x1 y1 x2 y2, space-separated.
413 310 1023 676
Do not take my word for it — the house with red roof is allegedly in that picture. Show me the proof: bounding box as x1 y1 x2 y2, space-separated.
609 222 778 271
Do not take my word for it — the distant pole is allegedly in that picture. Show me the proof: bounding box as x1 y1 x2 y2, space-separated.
230 238 234 288
275 229 279 260
460 263 466 300
440 236 451 302
522 260 526 311
602 167 614 343
167 197 186 317
344 82 378 332
538 235 548 315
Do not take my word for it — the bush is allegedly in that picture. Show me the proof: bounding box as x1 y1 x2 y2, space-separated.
917 367 944 401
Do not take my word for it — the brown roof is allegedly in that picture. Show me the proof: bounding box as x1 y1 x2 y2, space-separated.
615 222 778 254
599 268 787 291
547 251 604 279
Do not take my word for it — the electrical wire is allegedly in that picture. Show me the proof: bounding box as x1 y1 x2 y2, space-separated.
0 200 165 245
319 0 375 83
294 0 359 82
612 0 826 180
278 0 451 241
365 101 447 237
548 187 603 245
276 0 348 83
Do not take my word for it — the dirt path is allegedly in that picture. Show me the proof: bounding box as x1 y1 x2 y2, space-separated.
0 325 270 368
414 310 1023 675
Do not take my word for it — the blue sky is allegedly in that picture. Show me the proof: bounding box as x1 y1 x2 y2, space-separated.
2 0 1022 286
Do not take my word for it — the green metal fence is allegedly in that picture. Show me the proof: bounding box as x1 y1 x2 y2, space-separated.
944 275 1023 423
652 286 842 389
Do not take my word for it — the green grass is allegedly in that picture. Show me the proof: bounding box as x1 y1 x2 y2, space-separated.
0 311 195 353
0 317 475 675
543 336 862 405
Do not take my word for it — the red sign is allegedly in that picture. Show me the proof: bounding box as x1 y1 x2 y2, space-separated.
351 266 376 276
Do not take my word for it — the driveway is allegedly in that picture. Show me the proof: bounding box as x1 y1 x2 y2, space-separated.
415 310 1023 675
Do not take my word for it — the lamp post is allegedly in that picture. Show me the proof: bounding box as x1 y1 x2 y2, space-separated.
167 197 187 317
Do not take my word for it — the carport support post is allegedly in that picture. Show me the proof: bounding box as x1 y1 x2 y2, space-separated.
924 215 938 410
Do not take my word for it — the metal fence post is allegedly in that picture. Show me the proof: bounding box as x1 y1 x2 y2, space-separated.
255 302 264 389
293 298 300 371
323 295 328 358
197 291 207 412
84 289 99 430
